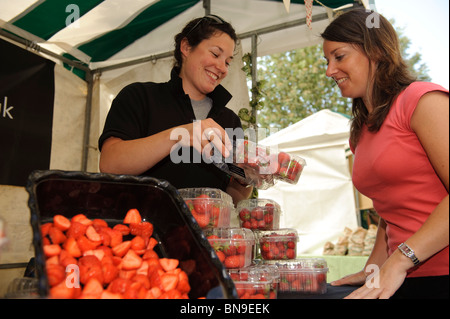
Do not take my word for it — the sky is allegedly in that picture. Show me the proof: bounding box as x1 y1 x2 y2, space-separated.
374 0 449 89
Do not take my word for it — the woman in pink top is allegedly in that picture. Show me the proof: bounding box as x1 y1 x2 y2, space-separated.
322 9 448 299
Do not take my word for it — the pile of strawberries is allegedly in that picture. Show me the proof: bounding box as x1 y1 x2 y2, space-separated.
184 194 224 229
40 209 191 299
238 202 276 230
206 233 249 269
259 232 297 260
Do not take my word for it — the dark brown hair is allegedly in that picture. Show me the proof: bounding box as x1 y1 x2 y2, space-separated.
321 8 416 148
173 15 238 69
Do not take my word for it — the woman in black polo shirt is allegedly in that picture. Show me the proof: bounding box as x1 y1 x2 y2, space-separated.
98 15 252 204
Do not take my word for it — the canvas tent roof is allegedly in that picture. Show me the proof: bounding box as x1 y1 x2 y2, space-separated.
0 0 369 78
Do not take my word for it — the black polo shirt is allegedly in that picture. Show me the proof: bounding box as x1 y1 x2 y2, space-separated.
98 68 243 191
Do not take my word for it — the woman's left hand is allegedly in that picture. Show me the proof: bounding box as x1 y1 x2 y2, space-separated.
344 249 409 299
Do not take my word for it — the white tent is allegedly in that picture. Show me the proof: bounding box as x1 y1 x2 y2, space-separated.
258 109 359 255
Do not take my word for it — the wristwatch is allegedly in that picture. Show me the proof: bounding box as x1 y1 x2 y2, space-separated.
398 243 420 266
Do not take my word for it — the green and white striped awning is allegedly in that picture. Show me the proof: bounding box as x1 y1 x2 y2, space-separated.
1 0 367 77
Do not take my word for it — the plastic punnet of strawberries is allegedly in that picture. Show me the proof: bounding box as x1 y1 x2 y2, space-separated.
41 209 191 299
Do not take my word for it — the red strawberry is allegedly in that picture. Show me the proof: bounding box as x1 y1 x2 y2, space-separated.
159 258 179 272
160 273 179 292
123 209 142 224
43 244 62 257
239 209 251 221
77 235 101 253
129 221 153 238
112 240 131 257
71 214 92 226
193 194 212 214
53 215 71 231
102 263 119 284
46 263 65 286
107 277 132 294
63 237 82 258
81 278 103 299
66 221 88 239
121 249 143 270
86 225 101 242
224 255 241 268
216 250 225 263
112 224 130 236
48 226 67 245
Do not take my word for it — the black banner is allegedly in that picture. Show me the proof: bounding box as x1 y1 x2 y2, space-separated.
0 39 55 187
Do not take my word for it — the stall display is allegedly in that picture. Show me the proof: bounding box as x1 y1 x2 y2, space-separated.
26 170 237 299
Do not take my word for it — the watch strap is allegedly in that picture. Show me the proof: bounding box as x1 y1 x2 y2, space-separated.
398 243 420 266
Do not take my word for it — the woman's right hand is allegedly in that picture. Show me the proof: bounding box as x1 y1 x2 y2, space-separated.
172 118 233 159
330 270 367 287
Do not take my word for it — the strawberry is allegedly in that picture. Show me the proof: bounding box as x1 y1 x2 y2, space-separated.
239 208 251 221
191 210 210 228
106 228 123 247
130 235 146 253
160 273 179 292
77 235 101 253
86 225 101 242
92 218 108 230
48 226 67 245
102 263 119 284
63 237 82 258
71 214 92 226
66 221 88 239
49 281 77 299
123 209 142 224
216 250 225 263
46 263 65 286
107 277 132 295
81 278 104 299
53 215 71 231
40 222 53 237
129 221 153 238
121 249 143 270
193 194 212 214
159 258 179 272
113 224 130 236
224 255 241 268
43 244 62 257
112 240 131 257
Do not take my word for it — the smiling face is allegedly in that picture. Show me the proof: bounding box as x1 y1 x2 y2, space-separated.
179 31 235 101
323 40 376 110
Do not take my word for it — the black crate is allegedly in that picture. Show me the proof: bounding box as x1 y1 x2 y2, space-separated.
26 170 237 299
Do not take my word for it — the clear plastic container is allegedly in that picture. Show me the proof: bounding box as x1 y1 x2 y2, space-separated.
236 199 281 230
228 264 280 299
264 258 328 294
256 228 299 260
205 228 255 269
213 139 306 190
274 151 307 185
183 197 233 229
178 187 233 204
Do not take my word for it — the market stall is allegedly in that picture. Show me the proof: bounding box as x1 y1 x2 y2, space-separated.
0 0 371 299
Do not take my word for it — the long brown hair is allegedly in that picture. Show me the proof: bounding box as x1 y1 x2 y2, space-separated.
321 8 416 149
